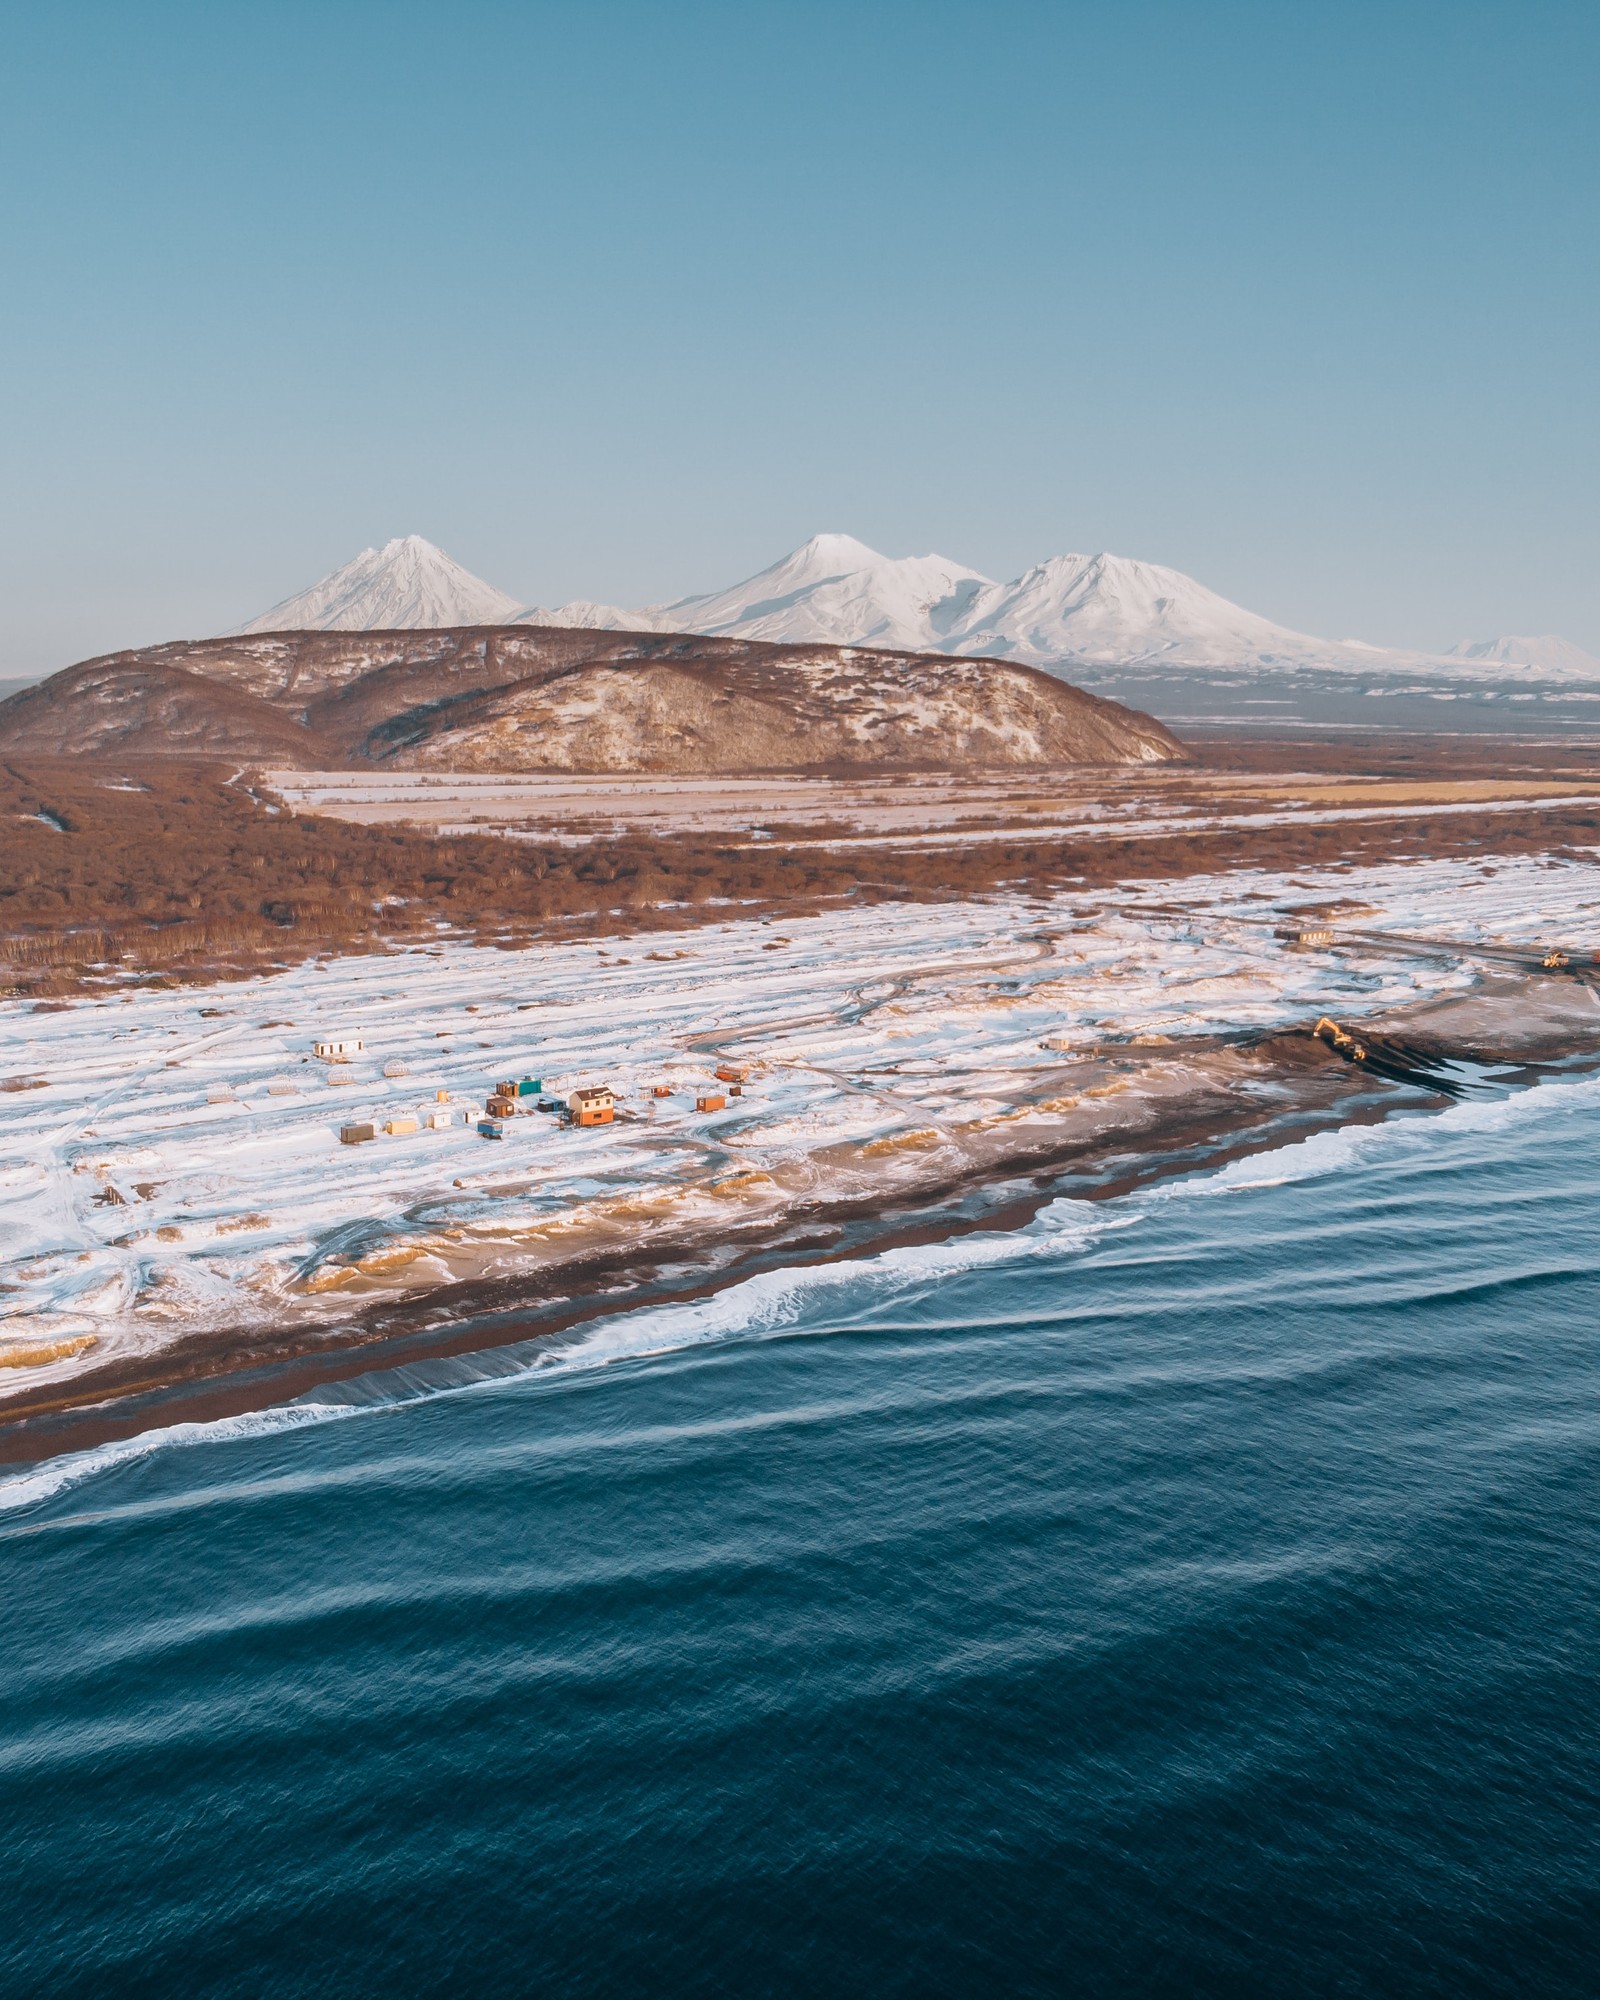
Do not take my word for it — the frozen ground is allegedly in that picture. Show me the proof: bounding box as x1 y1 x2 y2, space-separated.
262 766 1600 843
5 852 1600 1396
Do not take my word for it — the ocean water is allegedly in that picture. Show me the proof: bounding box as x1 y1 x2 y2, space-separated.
3 1081 1600 1998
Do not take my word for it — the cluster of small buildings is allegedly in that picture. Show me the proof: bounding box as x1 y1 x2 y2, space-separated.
318 1032 751 1148
339 1089 481 1147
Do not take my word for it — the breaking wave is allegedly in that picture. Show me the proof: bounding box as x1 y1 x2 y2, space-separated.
8 1066 1600 1520
5 1059 1600 1995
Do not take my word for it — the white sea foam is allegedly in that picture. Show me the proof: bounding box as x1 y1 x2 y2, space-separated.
0 1402 353 1519
539 1199 1139 1381
0 1202 1139 1515
9 1068 1599 1516
316 1071 1600 1399
1163 1067 1600 1201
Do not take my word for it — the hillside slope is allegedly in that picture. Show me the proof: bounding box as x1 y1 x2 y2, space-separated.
0 627 1183 771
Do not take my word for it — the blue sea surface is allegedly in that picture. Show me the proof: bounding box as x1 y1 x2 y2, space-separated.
3 1081 1599 1997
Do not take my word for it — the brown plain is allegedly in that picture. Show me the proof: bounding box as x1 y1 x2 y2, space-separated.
4 730 1600 999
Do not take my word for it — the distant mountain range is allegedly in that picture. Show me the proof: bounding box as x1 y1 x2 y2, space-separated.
232 534 1600 682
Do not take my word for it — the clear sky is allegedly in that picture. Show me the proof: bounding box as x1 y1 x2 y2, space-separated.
1 0 1596 673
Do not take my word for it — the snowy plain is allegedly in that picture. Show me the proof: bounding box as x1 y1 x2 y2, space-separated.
6 853 1600 1399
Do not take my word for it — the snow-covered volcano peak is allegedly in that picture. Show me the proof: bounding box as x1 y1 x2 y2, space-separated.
643 533 995 651
611 536 1339 668
224 531 1593 681
234 536 524 633
943 550 1332 668
787 531 887 570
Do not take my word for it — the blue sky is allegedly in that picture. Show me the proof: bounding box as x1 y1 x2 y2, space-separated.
1 0 1596 671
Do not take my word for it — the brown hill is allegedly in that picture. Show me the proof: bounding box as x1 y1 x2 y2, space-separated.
0 625 1183 770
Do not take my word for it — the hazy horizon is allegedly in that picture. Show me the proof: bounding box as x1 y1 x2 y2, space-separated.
2 0 1596 675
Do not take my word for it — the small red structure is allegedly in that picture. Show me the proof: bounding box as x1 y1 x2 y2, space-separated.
696 1093 726 1113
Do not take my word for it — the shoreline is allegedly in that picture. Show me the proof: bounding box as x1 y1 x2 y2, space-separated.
7 979 1597 1470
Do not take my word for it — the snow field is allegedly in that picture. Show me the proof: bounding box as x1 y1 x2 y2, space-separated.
4 851 1600 1389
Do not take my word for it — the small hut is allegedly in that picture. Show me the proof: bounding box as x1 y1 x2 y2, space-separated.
314 1037 364 1063
568 1085 615 1127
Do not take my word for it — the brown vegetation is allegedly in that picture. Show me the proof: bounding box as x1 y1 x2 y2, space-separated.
0 625 1182 771
4 752 1600 998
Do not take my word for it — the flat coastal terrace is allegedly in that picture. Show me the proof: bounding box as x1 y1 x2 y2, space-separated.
262 743 1600 846
6 837 1600 1461
12 736 1600 1009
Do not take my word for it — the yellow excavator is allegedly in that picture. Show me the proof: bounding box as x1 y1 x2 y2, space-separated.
1312 1016 1462 1096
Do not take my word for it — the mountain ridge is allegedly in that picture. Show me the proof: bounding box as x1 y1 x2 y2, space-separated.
231 534 1600 683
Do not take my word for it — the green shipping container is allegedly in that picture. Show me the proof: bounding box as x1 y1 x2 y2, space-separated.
518 1077 542 1095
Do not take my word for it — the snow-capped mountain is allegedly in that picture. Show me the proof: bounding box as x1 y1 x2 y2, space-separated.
515 599 642 632
939 551 1335 669
516 533 995 652
654 532 994 651
231 532 1600 683
236 536 524 633
523 535 1367 672
582 536 1599 680
1444 634 1600 677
